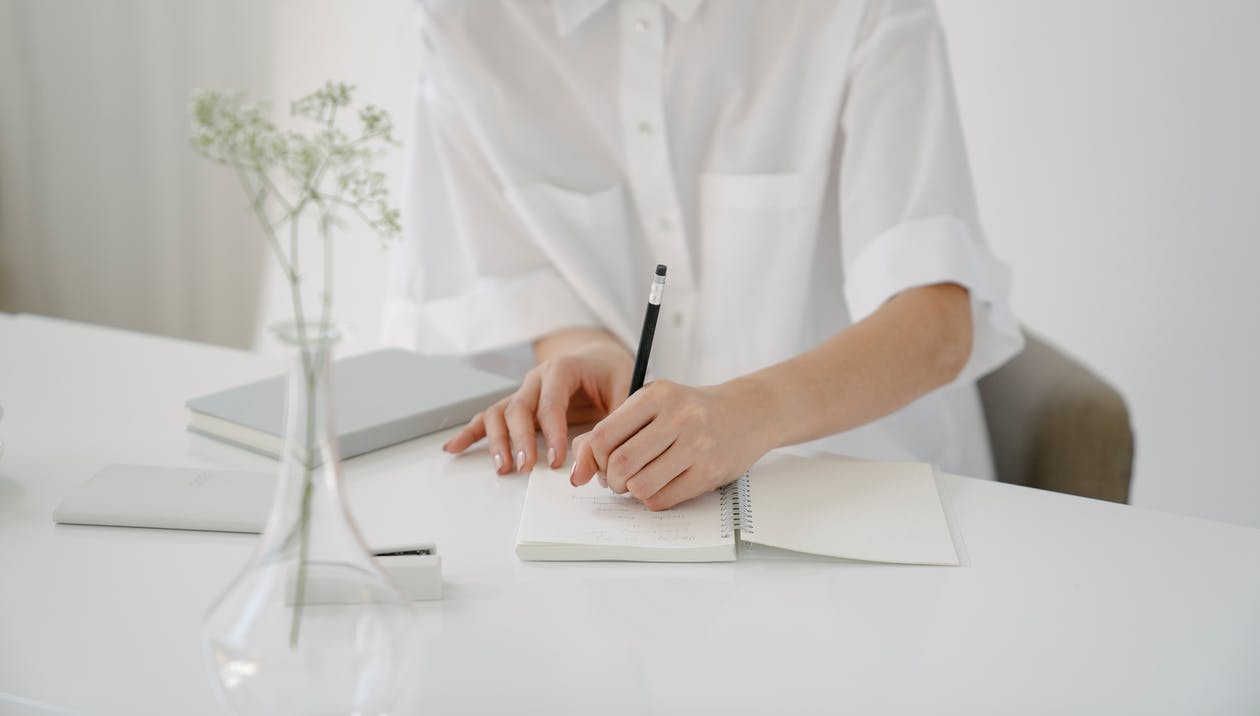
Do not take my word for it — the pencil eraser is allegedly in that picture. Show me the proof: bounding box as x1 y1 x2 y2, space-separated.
376 543 443 601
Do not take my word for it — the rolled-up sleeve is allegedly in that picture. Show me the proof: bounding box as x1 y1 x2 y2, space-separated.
381 19 598 356
839 0 1023 384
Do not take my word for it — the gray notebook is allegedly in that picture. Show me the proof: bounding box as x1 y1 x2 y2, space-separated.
187 348 517 460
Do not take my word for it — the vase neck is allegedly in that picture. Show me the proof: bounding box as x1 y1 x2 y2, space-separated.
280 341 340 475
257 336 362 555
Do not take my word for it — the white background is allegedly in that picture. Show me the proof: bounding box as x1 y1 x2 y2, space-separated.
940 1 1260 527
1 0 1256 528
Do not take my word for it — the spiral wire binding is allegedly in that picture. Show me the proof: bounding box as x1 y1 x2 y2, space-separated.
719 482 733 539
735 473 754 535
719 473 754 539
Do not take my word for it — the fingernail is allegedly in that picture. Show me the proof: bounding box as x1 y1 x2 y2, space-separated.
516 449 526 472
547 446 556 468
569 461 577 486
598 473 608 489
442 441 452 452
493 453 503 471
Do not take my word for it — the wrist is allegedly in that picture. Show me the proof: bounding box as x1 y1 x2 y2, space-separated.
722 373 789 455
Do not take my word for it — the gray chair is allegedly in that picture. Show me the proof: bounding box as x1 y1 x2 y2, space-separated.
977 331 1135 503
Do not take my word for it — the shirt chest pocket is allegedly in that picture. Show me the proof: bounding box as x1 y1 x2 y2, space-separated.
695 167 830 382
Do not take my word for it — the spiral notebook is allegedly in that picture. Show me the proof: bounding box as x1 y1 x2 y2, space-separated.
515 452 959 565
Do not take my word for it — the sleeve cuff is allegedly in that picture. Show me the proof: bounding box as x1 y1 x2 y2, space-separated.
843 215 1025 383
381 265 600 355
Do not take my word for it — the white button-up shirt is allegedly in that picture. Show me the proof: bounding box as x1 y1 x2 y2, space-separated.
384 0 1024 480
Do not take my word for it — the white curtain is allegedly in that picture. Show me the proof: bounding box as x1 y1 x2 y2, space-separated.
0 0 271 347
0 0 417 351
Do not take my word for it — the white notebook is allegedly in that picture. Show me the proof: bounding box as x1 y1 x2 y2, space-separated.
516 452 959 566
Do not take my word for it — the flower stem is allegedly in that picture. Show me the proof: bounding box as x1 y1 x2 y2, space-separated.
289 357 319 648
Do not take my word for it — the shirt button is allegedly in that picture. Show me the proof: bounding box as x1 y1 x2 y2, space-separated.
672 311 684 328
635 18 650 32
637 121 653 137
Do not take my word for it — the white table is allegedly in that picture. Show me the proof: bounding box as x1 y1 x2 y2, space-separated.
1 313 1258 715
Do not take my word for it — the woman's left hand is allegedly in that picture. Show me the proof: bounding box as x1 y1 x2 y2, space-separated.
569 379 778 510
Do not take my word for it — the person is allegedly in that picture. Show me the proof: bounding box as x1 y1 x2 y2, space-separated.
383 0 1024 510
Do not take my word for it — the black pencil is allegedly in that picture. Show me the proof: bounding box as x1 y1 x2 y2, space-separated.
629 264 667 396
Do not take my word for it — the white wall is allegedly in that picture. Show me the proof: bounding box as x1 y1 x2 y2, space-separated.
253 0 416 356
938 0 1260 527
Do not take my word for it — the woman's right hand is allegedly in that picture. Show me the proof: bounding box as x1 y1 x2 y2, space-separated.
442 329 634 475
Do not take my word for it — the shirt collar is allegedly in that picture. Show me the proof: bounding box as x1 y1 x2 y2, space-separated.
554 0 703 37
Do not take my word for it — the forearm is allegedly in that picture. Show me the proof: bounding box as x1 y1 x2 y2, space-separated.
734 283 973 450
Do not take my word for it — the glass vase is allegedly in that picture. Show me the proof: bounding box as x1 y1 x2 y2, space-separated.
202 322 419 715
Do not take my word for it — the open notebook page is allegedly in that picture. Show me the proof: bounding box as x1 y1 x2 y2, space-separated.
516 467 735 562
742 453 959 566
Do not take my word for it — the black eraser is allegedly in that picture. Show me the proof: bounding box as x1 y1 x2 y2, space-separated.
655 264 667 276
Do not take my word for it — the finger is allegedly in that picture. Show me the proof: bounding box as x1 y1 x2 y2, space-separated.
504 373 543 473
482 402 513 475
443 412 486 453
569 435 600 487
624 442 691 502
537 366 578 468
641 467 715 511
584 392 660 480
608 368 633 412
604 420 676 494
